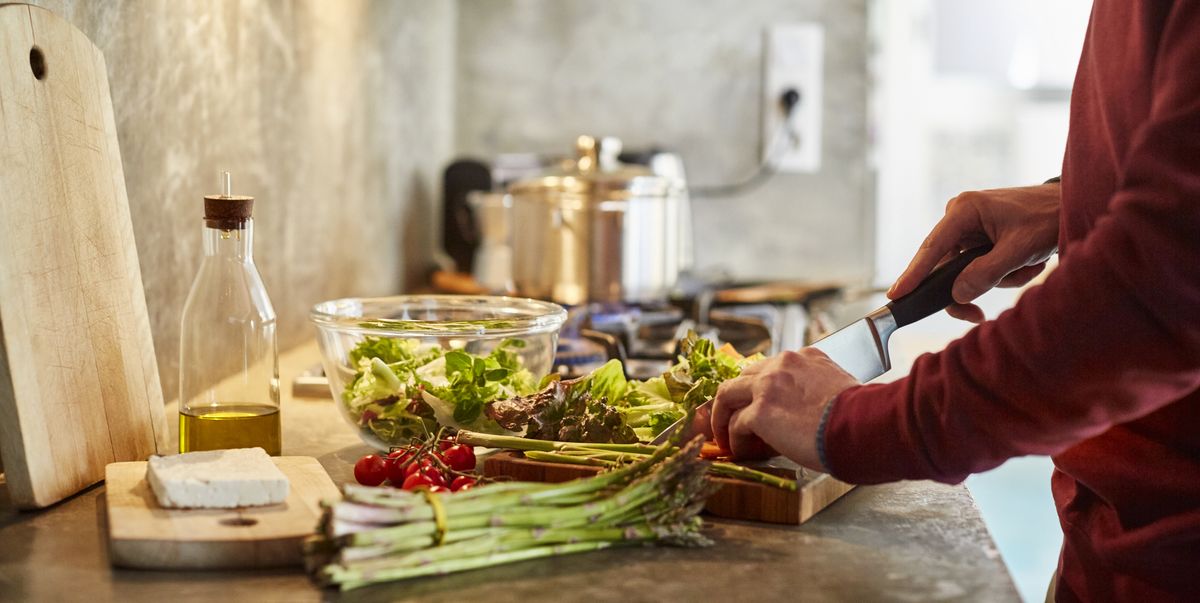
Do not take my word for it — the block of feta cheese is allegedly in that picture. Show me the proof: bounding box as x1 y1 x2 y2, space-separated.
146 447 290 509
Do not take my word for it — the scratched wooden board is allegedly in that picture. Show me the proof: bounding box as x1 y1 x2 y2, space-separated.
0 4 168 509
484 451 855 525
105 456 340 570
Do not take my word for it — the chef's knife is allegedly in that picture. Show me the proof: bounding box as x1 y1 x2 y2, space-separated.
649 245 992 445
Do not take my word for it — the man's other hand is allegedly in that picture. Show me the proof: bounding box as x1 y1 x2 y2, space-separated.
710 349 859 468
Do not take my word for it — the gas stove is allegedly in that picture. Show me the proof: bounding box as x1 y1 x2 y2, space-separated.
552 300 776 381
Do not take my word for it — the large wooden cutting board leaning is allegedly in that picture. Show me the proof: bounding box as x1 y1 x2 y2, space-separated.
0 4 168 508
485 452 855 525
105 456 340 569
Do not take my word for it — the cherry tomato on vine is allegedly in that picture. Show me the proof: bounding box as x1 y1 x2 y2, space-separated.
401 472 434 491
353 454 388 486
404 458 433 479
424 467 447 487
450 475 476 491
386 451 414 485
443 445 477 472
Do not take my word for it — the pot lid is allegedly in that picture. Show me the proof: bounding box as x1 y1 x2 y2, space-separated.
507 136 681 199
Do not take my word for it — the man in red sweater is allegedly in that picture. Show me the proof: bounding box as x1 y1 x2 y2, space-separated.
709 2 1200 600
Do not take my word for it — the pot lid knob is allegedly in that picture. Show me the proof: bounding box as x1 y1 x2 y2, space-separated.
575 135 598 173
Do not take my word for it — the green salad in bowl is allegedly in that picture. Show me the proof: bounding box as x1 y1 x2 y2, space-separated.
310 295 566 449
343 337 539 442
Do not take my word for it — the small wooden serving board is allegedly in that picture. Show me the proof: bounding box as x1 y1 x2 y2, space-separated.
484 452 855 525
104 456 339 570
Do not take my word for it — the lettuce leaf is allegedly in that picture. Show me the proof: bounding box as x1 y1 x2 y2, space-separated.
621 334 763 439
619 377 683 430
421 390 516 435
342 337 539 444
343 357 406 411
583 359 630 404
351 336 422 366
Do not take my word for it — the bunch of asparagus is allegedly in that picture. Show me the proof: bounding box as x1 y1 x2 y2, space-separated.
305 437 718 591
456 431 799 492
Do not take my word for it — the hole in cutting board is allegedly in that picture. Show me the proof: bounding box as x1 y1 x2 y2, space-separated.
30 46 47 80
220 517 258 527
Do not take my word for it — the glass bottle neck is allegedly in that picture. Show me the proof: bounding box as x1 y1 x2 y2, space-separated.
203 219 254 261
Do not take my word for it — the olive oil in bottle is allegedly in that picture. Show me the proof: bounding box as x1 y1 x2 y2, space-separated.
178 172 281 454
179 404 281 456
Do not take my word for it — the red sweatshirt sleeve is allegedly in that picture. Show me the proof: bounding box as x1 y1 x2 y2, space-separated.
823 3 1200 485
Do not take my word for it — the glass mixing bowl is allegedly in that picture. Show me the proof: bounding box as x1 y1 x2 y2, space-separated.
310 295 567 450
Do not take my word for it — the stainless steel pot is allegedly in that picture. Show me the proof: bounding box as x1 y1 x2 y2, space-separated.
508 136 686 305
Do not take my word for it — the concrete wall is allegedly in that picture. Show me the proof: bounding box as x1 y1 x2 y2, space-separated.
454 0 873 283
16 0 871 403
26 0 456 401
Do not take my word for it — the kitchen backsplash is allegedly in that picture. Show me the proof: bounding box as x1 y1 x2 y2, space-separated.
455 0 873 284
25 0 871 402
28 0 456 401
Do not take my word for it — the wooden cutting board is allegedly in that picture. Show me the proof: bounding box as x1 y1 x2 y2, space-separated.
0 4 168 509
484 451 855 525
105 456 340 570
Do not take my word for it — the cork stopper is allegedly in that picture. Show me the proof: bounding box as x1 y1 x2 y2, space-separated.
204 171 254 229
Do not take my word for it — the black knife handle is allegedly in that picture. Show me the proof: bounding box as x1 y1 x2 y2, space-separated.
886 245 993 328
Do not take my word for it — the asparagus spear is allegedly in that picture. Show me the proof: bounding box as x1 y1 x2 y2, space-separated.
308 436 717 590
331 542 613 591
459 430 799 492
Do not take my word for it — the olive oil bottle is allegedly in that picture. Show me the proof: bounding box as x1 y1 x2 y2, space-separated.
178 172 280 455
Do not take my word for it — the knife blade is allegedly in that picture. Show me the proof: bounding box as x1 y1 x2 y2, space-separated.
648 245 992 446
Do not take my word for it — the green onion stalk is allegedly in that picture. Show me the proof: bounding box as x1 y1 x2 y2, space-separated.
455 430 799 492
305 437 718 591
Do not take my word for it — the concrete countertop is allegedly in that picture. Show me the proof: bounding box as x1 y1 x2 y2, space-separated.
0 343 1019 602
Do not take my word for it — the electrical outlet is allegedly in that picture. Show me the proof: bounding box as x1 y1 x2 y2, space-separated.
762 23 824 173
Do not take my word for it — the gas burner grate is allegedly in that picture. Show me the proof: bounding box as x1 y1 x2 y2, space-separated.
552 302 772 380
